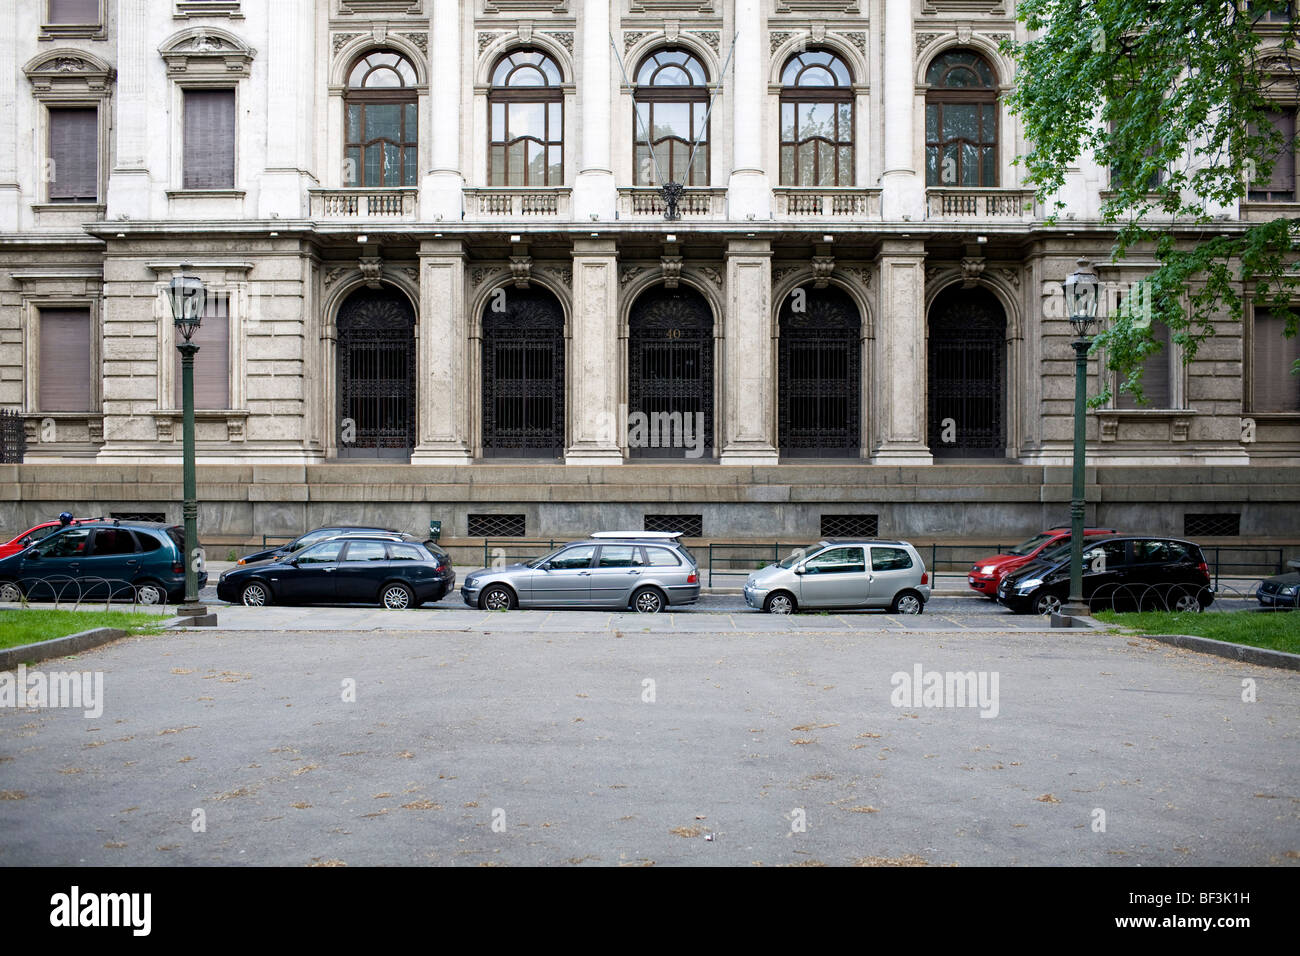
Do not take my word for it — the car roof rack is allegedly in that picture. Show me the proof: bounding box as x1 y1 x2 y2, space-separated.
588 531 683 540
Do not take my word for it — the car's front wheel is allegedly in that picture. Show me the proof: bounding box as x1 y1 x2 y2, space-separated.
0 580 23 603
1032 589 1063 616
764 591 796 614
380 582 415 610
479 585 515 611
240 582 271 607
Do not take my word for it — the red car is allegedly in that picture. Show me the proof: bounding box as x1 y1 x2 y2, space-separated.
967 527 1117 598
0 516 102 560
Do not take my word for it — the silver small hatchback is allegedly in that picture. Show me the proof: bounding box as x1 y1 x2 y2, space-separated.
461 532 701 613
744 539 931 614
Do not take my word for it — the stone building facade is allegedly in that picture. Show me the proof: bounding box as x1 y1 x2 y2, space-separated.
1 0 1297 545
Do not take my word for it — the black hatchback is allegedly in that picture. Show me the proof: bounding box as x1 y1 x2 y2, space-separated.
217 535 454 609
997 536 1214 615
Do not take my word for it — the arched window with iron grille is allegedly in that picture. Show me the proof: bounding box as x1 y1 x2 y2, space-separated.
778 285 861 457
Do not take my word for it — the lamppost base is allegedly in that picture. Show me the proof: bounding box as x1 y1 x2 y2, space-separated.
176 603 218 627
1051 604 1091 628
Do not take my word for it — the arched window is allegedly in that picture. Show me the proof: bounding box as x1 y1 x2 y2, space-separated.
924 50 998 187
489 50 564 186
634 48 709 186
345 50 418 187
779 50 854 187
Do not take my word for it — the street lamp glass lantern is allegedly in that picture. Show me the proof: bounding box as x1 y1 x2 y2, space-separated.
168 271 206 342
1063 258 1099 338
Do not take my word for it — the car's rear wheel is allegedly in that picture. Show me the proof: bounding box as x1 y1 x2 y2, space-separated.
240 582 271 607
631 586 665 614
380 583 415 610
136 581 165 606
480 585 515 611
890 590 924 614
1171 589 1202 614
764 591 796 614
1032 589 1062 616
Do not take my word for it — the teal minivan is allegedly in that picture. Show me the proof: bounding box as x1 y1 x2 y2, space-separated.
0 520 206 605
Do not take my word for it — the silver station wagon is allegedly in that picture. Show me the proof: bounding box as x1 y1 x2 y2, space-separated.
461 532 701 613
744 539 931 614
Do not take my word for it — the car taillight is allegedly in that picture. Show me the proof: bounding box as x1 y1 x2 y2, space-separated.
173 563 184 573
1197 561 1210 578
687 572 697 584
921 572 928 585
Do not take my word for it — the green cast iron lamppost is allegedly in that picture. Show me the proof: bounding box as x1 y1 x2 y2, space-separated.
166 266 210 622
1060 258 1100 621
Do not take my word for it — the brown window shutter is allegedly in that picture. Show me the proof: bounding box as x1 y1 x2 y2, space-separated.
39 308 93 411
48 108 98 201
1117 320 1171 408
175 295 231 409
183 90 236 190
48 0 99 24
1254 310 1300 412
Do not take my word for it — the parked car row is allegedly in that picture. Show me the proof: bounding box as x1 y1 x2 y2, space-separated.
1 516 1293 614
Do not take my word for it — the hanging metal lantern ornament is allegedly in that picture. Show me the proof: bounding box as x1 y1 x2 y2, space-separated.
661 181 684 222
167 268 206 342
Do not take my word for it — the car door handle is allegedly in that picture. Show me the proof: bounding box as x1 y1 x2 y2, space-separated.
626 570 641 575
578 571 591 576
324 567 336 572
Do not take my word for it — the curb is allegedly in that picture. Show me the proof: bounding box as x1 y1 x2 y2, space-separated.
1125 632 1300 671
0 627 131 670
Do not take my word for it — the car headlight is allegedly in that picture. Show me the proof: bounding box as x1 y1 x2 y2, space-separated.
1016 578 1043 591
981 565 996 575
465 577 478 588
1281 585 1298 596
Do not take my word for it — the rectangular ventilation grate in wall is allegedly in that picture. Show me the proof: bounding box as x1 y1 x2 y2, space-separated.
1183 513 1241 537
644 514 703 537
821 514 879 538
468 513 526 537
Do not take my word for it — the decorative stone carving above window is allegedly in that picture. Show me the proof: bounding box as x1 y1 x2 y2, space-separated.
627 0 714 14
811 255 835 289
482 0 569 14
773 0 860 13
337 0 424 15
24 49 116 97
174 1 243 19
159 27 256 78
921 0 1006 14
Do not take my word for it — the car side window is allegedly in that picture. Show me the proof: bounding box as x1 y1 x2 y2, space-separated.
645 547 681 567
598 546 643 568
90 528 138 556
343 541 389 562
29 526 59 543
388 544 424 561
870 547 912 572
296 541 345 565
806 547 866 574
1083 541 1126 571
1134 540 1170 563
35 528 90 557
135 532 163 553
549 545 596 570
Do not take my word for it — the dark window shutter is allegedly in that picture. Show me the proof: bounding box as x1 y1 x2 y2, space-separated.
175 295 231 409
1254 310 1300 412
1117 320 1171 408
39 308 93 411
48 108 97 201
48 0 99 24
183 90 236 189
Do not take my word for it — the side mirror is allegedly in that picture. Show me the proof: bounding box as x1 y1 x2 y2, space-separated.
794 564 806 575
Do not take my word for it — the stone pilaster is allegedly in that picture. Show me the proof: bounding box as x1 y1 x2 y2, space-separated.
880 0 924 221
565 239 622 463
412 239 472 462
105 0 151 219
727 0 770 219
0 0 17 230
258 0 315 218
872 239 932 463
422 0 464 222
720 238 778 463
572 0 616 221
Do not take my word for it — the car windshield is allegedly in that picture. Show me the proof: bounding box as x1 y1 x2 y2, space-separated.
526 548 564 569
778 545 817 569
1009 533 1054 557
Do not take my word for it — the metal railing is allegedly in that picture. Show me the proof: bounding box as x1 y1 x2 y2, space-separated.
259 534 297 549
481 539 559 568
0 409 25 463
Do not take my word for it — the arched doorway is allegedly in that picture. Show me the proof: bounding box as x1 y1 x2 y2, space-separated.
482 285 565 457
778 284 861 457
927 285 1006 457
627 285 714 459
336 286 416 459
